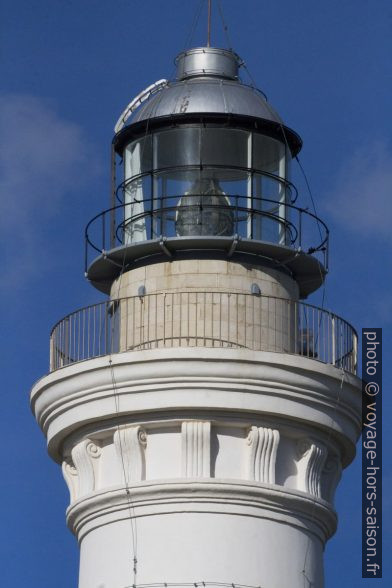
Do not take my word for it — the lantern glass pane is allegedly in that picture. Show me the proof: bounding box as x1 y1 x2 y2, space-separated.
201 128 250 168
154 128 200 169
253 135 286 177
124 135 152 180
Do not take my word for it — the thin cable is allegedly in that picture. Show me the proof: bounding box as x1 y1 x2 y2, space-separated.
183 0 205 50
217 0 233 49
104 102 157 587
108 238 142 582
107 237 139 583
167 0 205 82
109 358 139 585
240 61 258 88
301 364 346 584
236 48 263 90
294 153 327 309
295 154 323 242
278 123 327 309
278 124 322 237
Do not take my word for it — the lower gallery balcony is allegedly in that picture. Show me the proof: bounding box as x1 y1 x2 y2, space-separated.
49 291 357 375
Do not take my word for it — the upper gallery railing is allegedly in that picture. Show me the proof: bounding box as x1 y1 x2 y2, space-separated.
50 292 357 374
85 194 329 273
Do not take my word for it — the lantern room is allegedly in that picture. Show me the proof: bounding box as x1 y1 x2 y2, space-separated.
85 47 328 297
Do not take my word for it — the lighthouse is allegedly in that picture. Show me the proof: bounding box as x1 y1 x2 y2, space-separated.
31 45 361 588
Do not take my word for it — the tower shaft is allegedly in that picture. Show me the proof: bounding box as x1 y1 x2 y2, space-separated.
31 46 361 588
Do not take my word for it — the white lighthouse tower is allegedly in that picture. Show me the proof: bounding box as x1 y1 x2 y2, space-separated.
31 45 361 588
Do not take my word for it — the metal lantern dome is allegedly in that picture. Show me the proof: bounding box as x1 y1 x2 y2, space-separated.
85 47 328 297
128 47 299 145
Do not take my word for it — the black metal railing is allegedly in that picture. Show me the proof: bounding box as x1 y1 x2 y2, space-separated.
114 167 299 205
85 195 329 273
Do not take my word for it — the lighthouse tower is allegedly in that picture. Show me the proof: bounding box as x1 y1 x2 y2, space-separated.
31 46 361 588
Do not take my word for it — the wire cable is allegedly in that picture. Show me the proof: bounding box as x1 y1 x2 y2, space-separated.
301 364 346 585
295 153 328 310
295 154 323 242
109 357 139 585
217 0 233 49
103 89 158 588
183 0 205 50
278 123 328 309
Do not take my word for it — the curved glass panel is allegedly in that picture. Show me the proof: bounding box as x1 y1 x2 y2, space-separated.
201 128 250 168
122 127 290 245
253 173 289 245
123 138 152 243
149 169 243 238
253 134 286 176
124 135 152 179
153 168 250 198
123 175 151 244
154 127 200 169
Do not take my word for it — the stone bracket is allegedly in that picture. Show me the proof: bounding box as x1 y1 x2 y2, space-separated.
181 421 211 477
245 426 280 483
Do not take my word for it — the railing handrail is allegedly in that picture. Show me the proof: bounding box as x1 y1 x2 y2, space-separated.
50 299 112 336
85 195 329 262
50 292 357 374
115 202 299 248
50 293 355 336
115 167 299 204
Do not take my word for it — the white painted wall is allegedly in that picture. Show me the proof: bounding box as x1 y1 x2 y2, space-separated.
31 348 361 588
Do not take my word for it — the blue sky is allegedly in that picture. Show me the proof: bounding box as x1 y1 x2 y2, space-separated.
1 0 391 585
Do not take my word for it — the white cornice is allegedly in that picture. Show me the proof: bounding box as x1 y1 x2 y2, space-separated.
30 348 361 464
66 479 337 544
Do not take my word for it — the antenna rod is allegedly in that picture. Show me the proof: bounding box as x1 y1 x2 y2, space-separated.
207 0 212 47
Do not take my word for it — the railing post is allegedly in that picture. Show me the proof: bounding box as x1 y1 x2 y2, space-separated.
105 301 109 354
84 236 88 275
110 144 116 249
160 191 165 237
326 230 330 271
113 299 118 354
65 317 70 366
47 294 356 375
298 209 302 249
163 292 166 345
235 195 238 234
331 315 336 366
102 212 106 252
49 332 55 372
